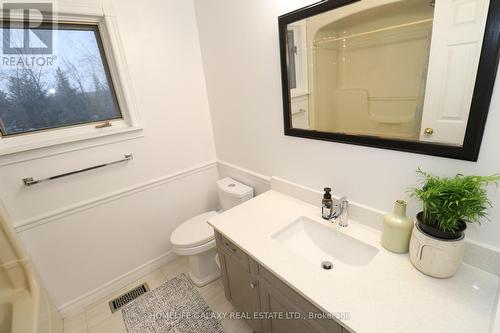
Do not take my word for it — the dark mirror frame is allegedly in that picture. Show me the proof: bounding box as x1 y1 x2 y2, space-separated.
279 0 500 161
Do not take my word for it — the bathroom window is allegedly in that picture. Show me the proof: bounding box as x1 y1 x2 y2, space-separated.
0 23 122 136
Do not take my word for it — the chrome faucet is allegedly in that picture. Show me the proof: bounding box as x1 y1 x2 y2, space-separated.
330 196 349 227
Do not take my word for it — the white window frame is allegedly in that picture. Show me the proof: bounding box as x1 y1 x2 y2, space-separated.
0 1 142 156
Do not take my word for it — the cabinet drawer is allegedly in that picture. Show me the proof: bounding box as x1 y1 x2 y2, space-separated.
215 232 250 272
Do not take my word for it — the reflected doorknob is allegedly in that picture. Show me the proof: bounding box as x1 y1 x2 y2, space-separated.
424 128 434 135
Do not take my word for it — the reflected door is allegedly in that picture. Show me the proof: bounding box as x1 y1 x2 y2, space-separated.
420 0 490 145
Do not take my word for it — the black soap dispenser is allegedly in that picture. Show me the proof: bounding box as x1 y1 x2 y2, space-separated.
322 187 333 220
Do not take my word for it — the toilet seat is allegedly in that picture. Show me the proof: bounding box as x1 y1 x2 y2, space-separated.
172 238 216 256
170 211 218 252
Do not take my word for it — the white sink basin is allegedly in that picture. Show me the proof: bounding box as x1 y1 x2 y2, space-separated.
272 216 379 268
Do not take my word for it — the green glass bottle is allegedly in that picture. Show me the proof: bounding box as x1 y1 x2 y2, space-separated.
381 200 414 253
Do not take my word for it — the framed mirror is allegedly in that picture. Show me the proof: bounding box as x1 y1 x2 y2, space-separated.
279 0 500 161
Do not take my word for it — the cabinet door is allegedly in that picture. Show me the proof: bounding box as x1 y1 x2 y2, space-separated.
258 265 343 333
259 280 341 333
217 234 261 332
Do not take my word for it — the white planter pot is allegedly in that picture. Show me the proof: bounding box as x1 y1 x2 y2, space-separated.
409 223 465 278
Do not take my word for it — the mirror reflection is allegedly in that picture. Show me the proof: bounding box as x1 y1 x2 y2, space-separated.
287 0 489 146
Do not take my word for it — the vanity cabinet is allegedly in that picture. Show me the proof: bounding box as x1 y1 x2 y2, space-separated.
215 232 346 333
216 232 262 332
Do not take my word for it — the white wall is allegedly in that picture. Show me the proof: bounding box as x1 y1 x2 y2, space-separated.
0 0 218 310
193 0 500 249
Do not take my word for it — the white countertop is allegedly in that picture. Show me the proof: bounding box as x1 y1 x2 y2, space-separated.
208 190 500 333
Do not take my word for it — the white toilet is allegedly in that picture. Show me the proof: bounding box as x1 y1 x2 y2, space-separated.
170 177 253 286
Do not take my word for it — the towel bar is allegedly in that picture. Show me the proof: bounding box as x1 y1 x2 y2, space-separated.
22 153 133 187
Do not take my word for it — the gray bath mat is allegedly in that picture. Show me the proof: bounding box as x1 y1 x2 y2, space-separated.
122 273 224 333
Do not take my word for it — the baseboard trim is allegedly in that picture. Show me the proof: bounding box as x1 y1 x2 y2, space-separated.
15 161 218 232
58 251 178 318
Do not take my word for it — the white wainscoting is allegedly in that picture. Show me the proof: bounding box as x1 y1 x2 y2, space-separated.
58 251 178 318
15 161 218 232
16 161 220 315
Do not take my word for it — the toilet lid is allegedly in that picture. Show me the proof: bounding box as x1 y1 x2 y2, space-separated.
170 211 218 248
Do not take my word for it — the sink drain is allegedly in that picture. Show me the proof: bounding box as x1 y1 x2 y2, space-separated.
321 261 333 270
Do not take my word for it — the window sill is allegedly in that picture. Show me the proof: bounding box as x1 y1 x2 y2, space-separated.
0 125 143 157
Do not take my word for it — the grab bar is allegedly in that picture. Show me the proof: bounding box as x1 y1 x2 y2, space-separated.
22 153 133 187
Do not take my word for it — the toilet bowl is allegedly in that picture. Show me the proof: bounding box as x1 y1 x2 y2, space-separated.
170 211 219 286
170 177 253 287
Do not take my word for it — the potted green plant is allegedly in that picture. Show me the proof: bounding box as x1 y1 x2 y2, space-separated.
408 169 499 278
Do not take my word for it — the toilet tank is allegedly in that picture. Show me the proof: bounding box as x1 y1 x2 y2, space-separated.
217 177 254 211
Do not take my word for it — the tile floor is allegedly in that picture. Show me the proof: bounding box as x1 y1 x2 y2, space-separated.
63 256 253 333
